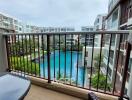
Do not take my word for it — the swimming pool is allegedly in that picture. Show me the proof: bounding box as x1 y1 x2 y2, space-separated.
40 51 84 86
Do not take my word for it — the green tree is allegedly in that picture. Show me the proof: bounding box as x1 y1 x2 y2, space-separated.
91 73 111 91
94 53 104 69
11 38 38 56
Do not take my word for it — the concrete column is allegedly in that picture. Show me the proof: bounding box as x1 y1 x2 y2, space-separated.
127 31 132 100
127 67 132 100
0 32 8 72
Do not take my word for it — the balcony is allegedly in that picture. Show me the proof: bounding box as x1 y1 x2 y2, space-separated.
25 85 82 100
0 31 131 100
120 0 132 27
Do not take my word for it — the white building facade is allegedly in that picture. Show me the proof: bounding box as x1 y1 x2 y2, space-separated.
0 12 24 33
80 26 94 46
94 14 107 31
104 0 132 96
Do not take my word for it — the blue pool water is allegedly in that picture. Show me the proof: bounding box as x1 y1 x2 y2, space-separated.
40 51 84 86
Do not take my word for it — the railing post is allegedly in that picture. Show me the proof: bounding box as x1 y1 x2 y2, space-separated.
5 35 10 72
0 33 8 72
119 42 131 100
47 34 51 83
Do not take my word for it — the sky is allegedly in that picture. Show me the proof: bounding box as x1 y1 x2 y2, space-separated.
0 0 109 29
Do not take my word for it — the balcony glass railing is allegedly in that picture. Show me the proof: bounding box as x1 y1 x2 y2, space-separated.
3 31 130 100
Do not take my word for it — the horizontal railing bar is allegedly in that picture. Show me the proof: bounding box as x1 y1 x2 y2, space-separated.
2 30 130 35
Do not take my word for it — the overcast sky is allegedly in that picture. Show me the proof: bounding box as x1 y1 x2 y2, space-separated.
0 0 108 29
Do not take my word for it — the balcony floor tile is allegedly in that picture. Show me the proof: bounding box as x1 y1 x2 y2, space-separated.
24 85 83 100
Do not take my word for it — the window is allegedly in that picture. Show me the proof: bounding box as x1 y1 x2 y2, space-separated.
84 60 87 66
19 28 22 31
97 18 99 23
86 51 88 57
124 88 127 95
112 10 118 22
15 26 18 30
108 66 112 76
127 73 130 82
104 49 109 58
120 0 129 24
109 50 114 64
14 20 18 24
90 28 93 31
110 50 114 58
111 34 116 46
3 16 8 21
129 2 132 18
26 25 29 28
3 23 9 28
96 25 99 30
128 58 132 72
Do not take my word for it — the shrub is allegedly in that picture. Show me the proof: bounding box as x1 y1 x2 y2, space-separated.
91 73 111 91
11 57 39 75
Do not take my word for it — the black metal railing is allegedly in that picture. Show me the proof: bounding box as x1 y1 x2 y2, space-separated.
4 31 131 99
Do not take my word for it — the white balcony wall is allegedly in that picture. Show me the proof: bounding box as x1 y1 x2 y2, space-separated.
0 32 8 72
128 59 132 99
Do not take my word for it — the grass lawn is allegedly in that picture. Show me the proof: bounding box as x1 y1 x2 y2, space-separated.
31 50 47 59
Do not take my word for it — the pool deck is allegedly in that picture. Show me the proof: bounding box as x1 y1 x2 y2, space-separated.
24 85 83 100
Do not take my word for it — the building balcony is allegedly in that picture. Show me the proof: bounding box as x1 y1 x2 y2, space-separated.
0 31 131 100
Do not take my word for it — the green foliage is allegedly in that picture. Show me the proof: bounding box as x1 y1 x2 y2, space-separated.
56 72 63 80
91 73 111 91
56 72 77 85
11 38 38 56
94 54 104 69
61 44 83 52
11 56 39 75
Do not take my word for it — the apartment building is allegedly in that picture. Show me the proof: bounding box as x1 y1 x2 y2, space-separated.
106 0 132 30
24 24 41 33
0 12 25 33
81 46 106 88
106 0 120 30
94 14 107 31
40 27 74 33
104 0 121 83
80 26 94 46
104 0 132 96
120 0 132 29
40 27 76 47
94 14 107 47
82 47 104 68
0 13 26 44
0 14 14 33
81 16 107 70
0 12 42 34
81 26 94 32
0 12 45 51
